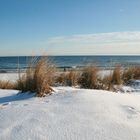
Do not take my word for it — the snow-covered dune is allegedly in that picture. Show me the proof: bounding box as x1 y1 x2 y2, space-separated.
0 87 140 140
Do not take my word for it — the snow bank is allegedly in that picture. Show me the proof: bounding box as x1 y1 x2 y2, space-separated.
0 87 140 140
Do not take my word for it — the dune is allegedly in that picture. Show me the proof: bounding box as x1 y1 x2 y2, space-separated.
0 86 140 140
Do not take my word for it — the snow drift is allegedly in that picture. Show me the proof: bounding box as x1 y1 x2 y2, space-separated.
0 87 140 140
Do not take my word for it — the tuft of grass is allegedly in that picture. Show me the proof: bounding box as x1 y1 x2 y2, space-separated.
0 80 16 89
122 67 140 84
66 71 80 86
111 66 122 85
78 66 102 89
133 67 140 79
55 73 67 86
56 71 80 86
102 74 114 90
122 67 134 84
17 57 55 97
78 66 123 90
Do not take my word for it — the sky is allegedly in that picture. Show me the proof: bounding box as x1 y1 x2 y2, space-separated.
0 0 140 56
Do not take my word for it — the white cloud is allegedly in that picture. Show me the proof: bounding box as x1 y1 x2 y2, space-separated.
45 32 140 55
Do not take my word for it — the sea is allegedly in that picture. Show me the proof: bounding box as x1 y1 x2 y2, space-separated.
0 56 140 73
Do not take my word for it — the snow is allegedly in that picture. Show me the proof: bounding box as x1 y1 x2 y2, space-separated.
0 87 140 140
0 73 19 82
119 80 140 93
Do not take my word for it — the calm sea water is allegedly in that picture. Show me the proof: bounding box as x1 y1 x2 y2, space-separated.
0 56 140 72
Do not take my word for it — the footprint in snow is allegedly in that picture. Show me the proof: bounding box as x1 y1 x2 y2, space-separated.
2 102 11 106
24 104 28 106
122 105 140 119
0 102 11 110
45 100 49 103
41 100 49 104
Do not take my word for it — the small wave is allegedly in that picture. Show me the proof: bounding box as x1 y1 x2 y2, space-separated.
0 70 7 73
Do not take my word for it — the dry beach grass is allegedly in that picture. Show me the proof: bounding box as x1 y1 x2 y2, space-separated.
0 80 16 89
0 60 140 95
17 57 55 97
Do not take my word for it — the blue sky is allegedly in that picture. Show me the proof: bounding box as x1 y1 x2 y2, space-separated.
0 0 140 56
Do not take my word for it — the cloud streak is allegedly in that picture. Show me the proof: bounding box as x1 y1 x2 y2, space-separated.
45 32 140 55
